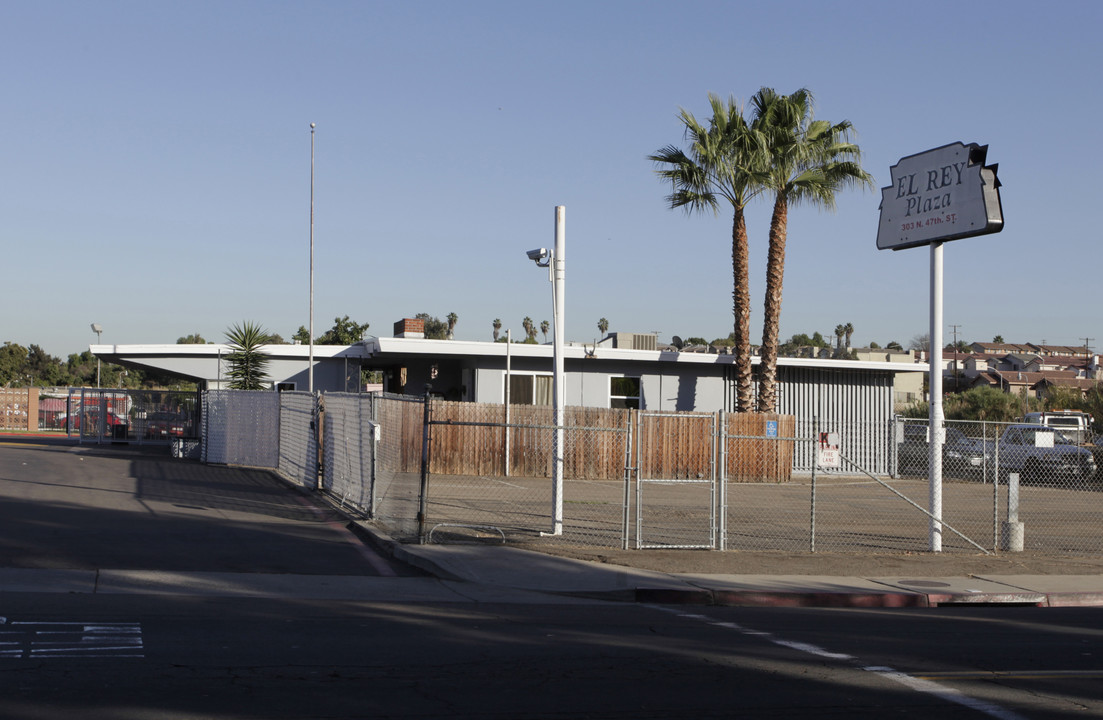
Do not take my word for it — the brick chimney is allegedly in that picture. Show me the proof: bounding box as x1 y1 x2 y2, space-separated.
394 318 425 338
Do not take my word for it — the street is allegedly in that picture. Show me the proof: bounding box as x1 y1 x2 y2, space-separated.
2 441 1103 718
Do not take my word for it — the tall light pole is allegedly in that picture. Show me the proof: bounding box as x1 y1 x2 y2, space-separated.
308 122 315 393
526 205 566 536
90 323 103 388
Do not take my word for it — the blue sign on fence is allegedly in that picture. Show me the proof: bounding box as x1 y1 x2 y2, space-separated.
765 420 778 438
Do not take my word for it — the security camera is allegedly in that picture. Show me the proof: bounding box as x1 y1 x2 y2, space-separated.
526 248 550 265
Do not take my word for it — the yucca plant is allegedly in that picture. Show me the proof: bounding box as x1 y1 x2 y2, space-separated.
224 321 271 390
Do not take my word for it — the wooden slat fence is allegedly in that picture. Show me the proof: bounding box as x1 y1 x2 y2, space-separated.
390 396 798 484
724 413 796 483
427 401 631 480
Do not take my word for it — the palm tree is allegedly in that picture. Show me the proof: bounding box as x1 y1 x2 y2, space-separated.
834 324 846 352
597 317 609 337
522 316 536 343
446 312 458 340
224 321 271 390
492 318 501 342
844 322 854 349
752 88 873 413
540 320 550 343
651 94 765 412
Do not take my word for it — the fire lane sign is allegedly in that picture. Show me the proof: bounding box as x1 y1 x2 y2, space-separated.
818 432 841 470
877 142 1003 251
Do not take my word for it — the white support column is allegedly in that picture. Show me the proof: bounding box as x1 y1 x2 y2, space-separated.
929 240 944 552
550 205 566 536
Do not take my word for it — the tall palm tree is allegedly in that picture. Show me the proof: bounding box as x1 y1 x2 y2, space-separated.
651 94 765 412
224 321 271 390
540 320 550 343
597 317 609 337
522 316 536 343
446 312 458 340
752 88 873 413
844 322 854 349
834 324 846 352
492 318 501 342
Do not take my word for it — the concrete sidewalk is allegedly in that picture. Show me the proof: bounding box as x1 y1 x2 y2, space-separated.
359 524 1103 608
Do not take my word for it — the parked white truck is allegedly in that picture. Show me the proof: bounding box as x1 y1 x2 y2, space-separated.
1021 410 1094 445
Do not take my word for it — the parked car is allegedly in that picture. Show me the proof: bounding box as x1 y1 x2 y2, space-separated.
997 424 1097 488
60 406 128 434
144 412 188 439
897 424 991 478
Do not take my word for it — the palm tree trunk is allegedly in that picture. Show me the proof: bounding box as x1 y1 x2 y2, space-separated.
732 208 754 412
758 194 788 413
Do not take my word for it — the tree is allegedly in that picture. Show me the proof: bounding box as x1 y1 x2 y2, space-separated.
224 321 271 390
886 341 903 351
993 334 1004 344
298 316 371 345
844 322 854 349
834 324 846 350
651 94 765 412
446 313 458 340
176 334 208 344
752 87 873 413
522 316 537 343
0 342 28 387
492 318 501 342
415 313 448 340
909 333 929 352
540 320 550 343
597 317 609 337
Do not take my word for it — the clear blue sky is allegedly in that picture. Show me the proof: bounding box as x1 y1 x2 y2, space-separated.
4 0 1100 358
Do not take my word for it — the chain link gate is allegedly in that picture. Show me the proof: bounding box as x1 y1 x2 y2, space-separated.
634 411 717 549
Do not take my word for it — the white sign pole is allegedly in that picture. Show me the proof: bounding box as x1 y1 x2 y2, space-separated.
551 206 566 536
877 141 1003 553
929 241 944 552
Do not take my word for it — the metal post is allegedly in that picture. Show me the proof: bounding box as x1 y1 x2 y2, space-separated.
810 416 818 553
928 241 944 552
417 385 432 543
717 411 726 551
308 122 316 393
504 329 511 477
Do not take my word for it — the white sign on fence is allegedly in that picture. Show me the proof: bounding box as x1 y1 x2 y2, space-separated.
818 432 841 469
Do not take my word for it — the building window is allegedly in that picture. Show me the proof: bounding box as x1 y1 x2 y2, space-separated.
507 374 553 406
610 376 640 409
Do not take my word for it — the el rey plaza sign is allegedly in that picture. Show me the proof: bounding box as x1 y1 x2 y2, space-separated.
876 141 1003 250
876 141 1003 552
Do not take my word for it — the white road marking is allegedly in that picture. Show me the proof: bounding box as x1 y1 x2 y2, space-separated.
655 608 1028 720
2 621 143 659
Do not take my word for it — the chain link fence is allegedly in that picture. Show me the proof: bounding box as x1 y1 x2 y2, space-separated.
891 417 1103 554
193 390 1103 555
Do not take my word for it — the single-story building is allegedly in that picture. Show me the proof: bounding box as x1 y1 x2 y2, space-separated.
92 322 925 422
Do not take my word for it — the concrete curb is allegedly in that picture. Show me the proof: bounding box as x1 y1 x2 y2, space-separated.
340 519 1103 609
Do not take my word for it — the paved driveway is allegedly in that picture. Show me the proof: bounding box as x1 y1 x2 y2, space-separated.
0 440 415 576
